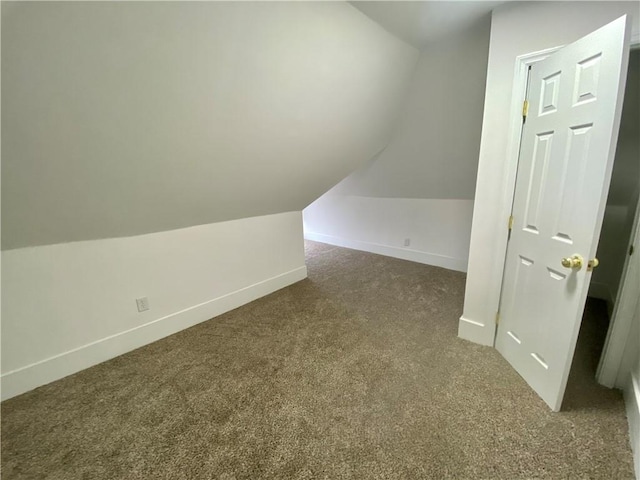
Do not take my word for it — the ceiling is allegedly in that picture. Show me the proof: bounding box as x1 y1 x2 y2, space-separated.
350 1 506 48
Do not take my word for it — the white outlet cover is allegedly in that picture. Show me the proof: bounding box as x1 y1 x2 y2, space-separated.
136 297 150 312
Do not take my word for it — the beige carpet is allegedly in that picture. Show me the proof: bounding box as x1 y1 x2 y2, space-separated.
1 240 634 479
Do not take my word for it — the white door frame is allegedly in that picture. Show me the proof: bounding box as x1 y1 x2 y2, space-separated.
496 36 639 390
493 45 561 335
498 45 562 223
598 191 640 388
597 40 640 388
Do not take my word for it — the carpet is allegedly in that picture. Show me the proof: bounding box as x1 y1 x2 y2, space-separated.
1 240 634 479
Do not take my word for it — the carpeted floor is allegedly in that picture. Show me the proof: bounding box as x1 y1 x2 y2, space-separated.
1 241 634 479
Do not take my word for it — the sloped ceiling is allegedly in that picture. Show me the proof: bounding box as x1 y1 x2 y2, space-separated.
1 2 418 249
350 1 504 48
328 12 492 201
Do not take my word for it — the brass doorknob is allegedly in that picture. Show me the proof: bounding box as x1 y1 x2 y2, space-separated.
588 258 600 271
561 254 584 269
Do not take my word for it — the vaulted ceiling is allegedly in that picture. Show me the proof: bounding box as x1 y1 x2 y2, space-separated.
1 2 418 249
2 1 513 250
350 1 505 48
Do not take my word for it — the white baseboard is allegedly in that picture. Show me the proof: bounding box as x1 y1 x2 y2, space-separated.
458 315 495 346
624 372 640 479
1 266 307 401
304 231 467 272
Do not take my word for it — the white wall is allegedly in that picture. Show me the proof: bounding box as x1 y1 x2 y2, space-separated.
459 1 640 346
1 2 418 399
623 340 640 478
618 221 640 478
590 50 640 308
1 2 418 249
623 309 640 478
1 213 306 400
304 197 474 271
303 15 491 272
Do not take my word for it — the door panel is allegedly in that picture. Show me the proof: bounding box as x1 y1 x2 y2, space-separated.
496 16 631 411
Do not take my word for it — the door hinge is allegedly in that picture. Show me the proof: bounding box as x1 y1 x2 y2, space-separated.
631 245 635 256
495 312 500 325
522 100 529 120
508 215 514 231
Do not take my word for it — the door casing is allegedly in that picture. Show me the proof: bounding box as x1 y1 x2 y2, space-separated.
597 44 640 388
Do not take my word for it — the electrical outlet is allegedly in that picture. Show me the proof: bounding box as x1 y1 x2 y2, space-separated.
404 238 411 247
136 297 150 312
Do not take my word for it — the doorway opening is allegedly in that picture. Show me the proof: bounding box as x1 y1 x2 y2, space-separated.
563 47 639 407
491 17 635 412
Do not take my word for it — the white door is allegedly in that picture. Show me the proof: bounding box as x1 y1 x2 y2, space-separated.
495 16 631 412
